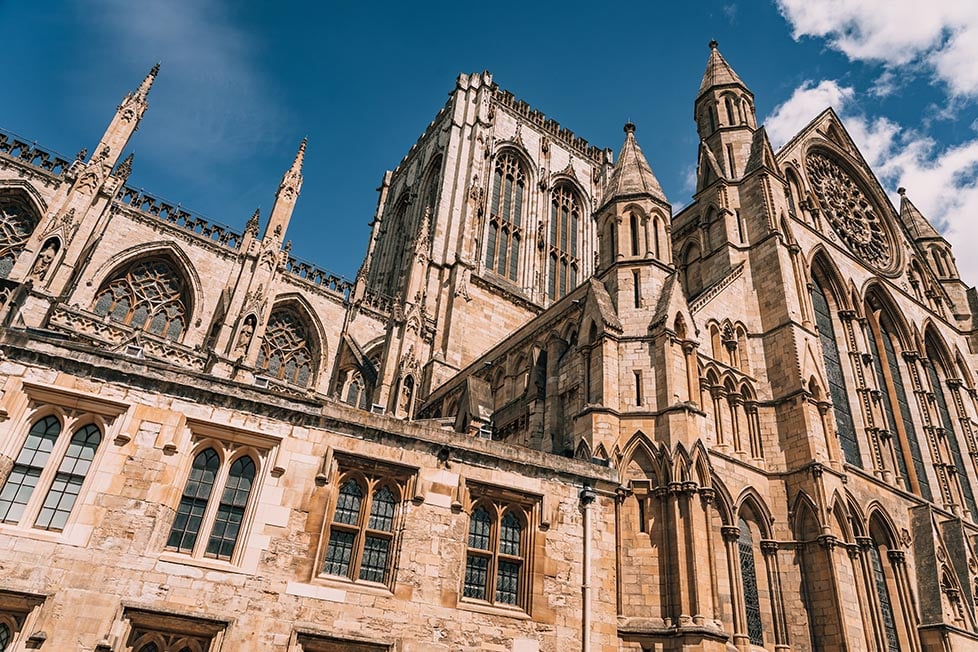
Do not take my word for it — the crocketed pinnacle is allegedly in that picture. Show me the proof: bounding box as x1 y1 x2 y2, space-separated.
698 40 747 98
133 63 160 103
601 122 667 209
898 187 941 240
280 138 306 191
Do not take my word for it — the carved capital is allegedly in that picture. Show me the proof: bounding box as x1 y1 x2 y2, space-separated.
721 525 741 543
760 540 779 556
887 550 906 565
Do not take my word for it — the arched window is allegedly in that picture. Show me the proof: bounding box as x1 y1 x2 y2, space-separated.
737 516 764 646
869 524 901 652
420 157 442 242
926 340 978 517
810 278 860 466
345 373 370 410
486 151 525 281
93 258 190 340
464 501 528 607
0 194 40 278
867 303 931 499
322 476 401 584
166 448 257 561
548 184 581 300
724 96 738 125
0 415 102 531
629 213 640 256
0 623 9 652
257 307 316 387
682 243 703 296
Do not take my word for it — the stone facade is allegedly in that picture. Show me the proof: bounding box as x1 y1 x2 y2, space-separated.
0 42 976 652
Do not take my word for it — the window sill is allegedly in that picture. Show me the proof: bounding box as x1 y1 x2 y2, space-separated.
157 552 253 576
0 523 73 546
457 598 531 620
310 574 394 598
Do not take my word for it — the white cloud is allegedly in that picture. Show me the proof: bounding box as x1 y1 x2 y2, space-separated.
766 79 978 286
777 0 978 97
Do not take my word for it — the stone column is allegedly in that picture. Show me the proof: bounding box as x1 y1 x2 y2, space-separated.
722 525 750 650
888 549 920 652
761 540 790 651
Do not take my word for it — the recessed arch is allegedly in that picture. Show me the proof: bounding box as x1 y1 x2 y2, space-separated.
257 294 325 388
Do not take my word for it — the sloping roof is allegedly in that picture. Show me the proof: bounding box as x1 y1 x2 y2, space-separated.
698 40 747 97
744 127 780 176
601 123 667 208
898 188 941 240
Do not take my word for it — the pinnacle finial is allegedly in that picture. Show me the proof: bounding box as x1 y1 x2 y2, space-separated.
624 122 636 134
897 187 907 196
709 39 718 50
133 63 160 102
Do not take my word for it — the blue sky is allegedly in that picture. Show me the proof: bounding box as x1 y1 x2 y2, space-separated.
2 1 977 282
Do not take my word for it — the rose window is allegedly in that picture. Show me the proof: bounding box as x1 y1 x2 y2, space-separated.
805 152 893 269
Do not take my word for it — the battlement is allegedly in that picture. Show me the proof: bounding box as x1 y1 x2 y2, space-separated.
492 87 607 163
116 185 244 251
283 253 354 301
0 128 72 177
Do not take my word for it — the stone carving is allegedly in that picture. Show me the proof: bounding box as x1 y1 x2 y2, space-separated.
29 240 58 282
805 152 893 269
233 315 255 356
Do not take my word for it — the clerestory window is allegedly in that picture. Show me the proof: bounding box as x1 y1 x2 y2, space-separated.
257 307 316 387
547 183 580 301
485 151 525 282
93 257 190 341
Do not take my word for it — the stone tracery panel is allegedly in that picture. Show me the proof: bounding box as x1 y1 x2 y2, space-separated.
805 152 894 271
92 257 189 340
0 195 41 278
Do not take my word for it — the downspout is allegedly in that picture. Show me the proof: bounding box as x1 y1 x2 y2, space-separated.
580 485 597 652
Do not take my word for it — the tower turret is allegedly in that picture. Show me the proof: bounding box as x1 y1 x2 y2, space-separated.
694 41 756 188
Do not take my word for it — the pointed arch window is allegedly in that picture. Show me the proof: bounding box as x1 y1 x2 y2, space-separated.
926 346 977 517
166 448 257 562
345 372 370 410
486 152 525 281
737 517 764 646
92 258 190 340
811 279 860 466
320 462 411 587
0 195 40 278
0 415 102 532
869 539 900 652
420 157 442 242
257 307 316 387
548 183 581 301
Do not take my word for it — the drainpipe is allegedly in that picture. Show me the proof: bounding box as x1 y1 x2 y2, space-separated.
580 484 597 652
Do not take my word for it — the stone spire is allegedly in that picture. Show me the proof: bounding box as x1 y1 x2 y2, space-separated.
264 139 306 241
600 123 667 210
898 187 941 240
698 40 748 98
92 63 160 171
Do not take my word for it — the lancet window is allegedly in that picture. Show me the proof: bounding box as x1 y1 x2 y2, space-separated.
547 183 580 301
486 151 525 281
256 308 316 387
737 517 764 646
93 258 189 341
869 537 900 652
810 279 860 465
0 195 40 278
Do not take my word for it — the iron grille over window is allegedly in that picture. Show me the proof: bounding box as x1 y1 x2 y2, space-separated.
93 258 189 341
485 152 525 282
811 280 861 466
737 517 764 646
0 415 102 532
463 498 530 608
0 196 40 278
257 308 315 387
321 467 407 586
548 183 580 300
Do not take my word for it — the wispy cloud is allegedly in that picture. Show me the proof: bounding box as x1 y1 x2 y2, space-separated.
765 79 978 285
776 0 978 98
73 1 289 183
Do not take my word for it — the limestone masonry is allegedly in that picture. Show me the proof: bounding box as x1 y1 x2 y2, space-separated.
0 43 976 651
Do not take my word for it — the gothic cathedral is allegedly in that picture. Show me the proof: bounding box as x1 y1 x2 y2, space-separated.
0 43 974 652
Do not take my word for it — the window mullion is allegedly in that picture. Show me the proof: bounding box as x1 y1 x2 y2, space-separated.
192 454 230 558
488 509 502 603
351 481 373 579
23 422 74 527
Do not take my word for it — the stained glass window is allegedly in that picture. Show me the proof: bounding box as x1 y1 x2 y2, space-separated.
0 196 40 278
738 517 764 646
485 152 525 281
548 184 580 301
93 258 189 341
256 308 315 387
322 476 401 585
811 280 861 466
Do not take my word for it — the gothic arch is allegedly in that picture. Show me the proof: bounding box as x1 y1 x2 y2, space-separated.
259 294 326 388
690 440 713 487
0 180 48 215
865 503 900 549
736 488 774 538
864 283 914 351
922 322 954 371
790 491 822 539
548 173 589 209
809 247 852 311
620 431 661 485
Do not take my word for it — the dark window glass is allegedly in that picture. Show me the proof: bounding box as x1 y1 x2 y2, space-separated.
205 456 255 560
92 258 188 340
167 448 219 552
358 535 391 583
811 280 860 465
870 543 900 652
323 530 356 577
257 308 316 387
738 517 764 646
36 423 101 531
468 507 491 550
334 480 363 525
868 327 911 490
0 415 61 523
463 554 489 600
368 486 395 531
496 559 521 604
928 356 977 516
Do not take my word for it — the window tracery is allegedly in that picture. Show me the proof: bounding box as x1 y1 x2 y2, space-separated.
805 152 893 270
93 258 189 341
0 196 40 278
257 308 316 387
486 152 525 281
548 183 580 301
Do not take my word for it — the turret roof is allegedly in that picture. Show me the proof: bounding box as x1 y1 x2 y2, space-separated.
601 123 667 209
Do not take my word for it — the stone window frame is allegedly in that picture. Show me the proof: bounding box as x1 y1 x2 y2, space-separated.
289 628 392 652
161 419 279 568
459 480 541 615
313 451 417 591
118 606 228 652
0 382 126 537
